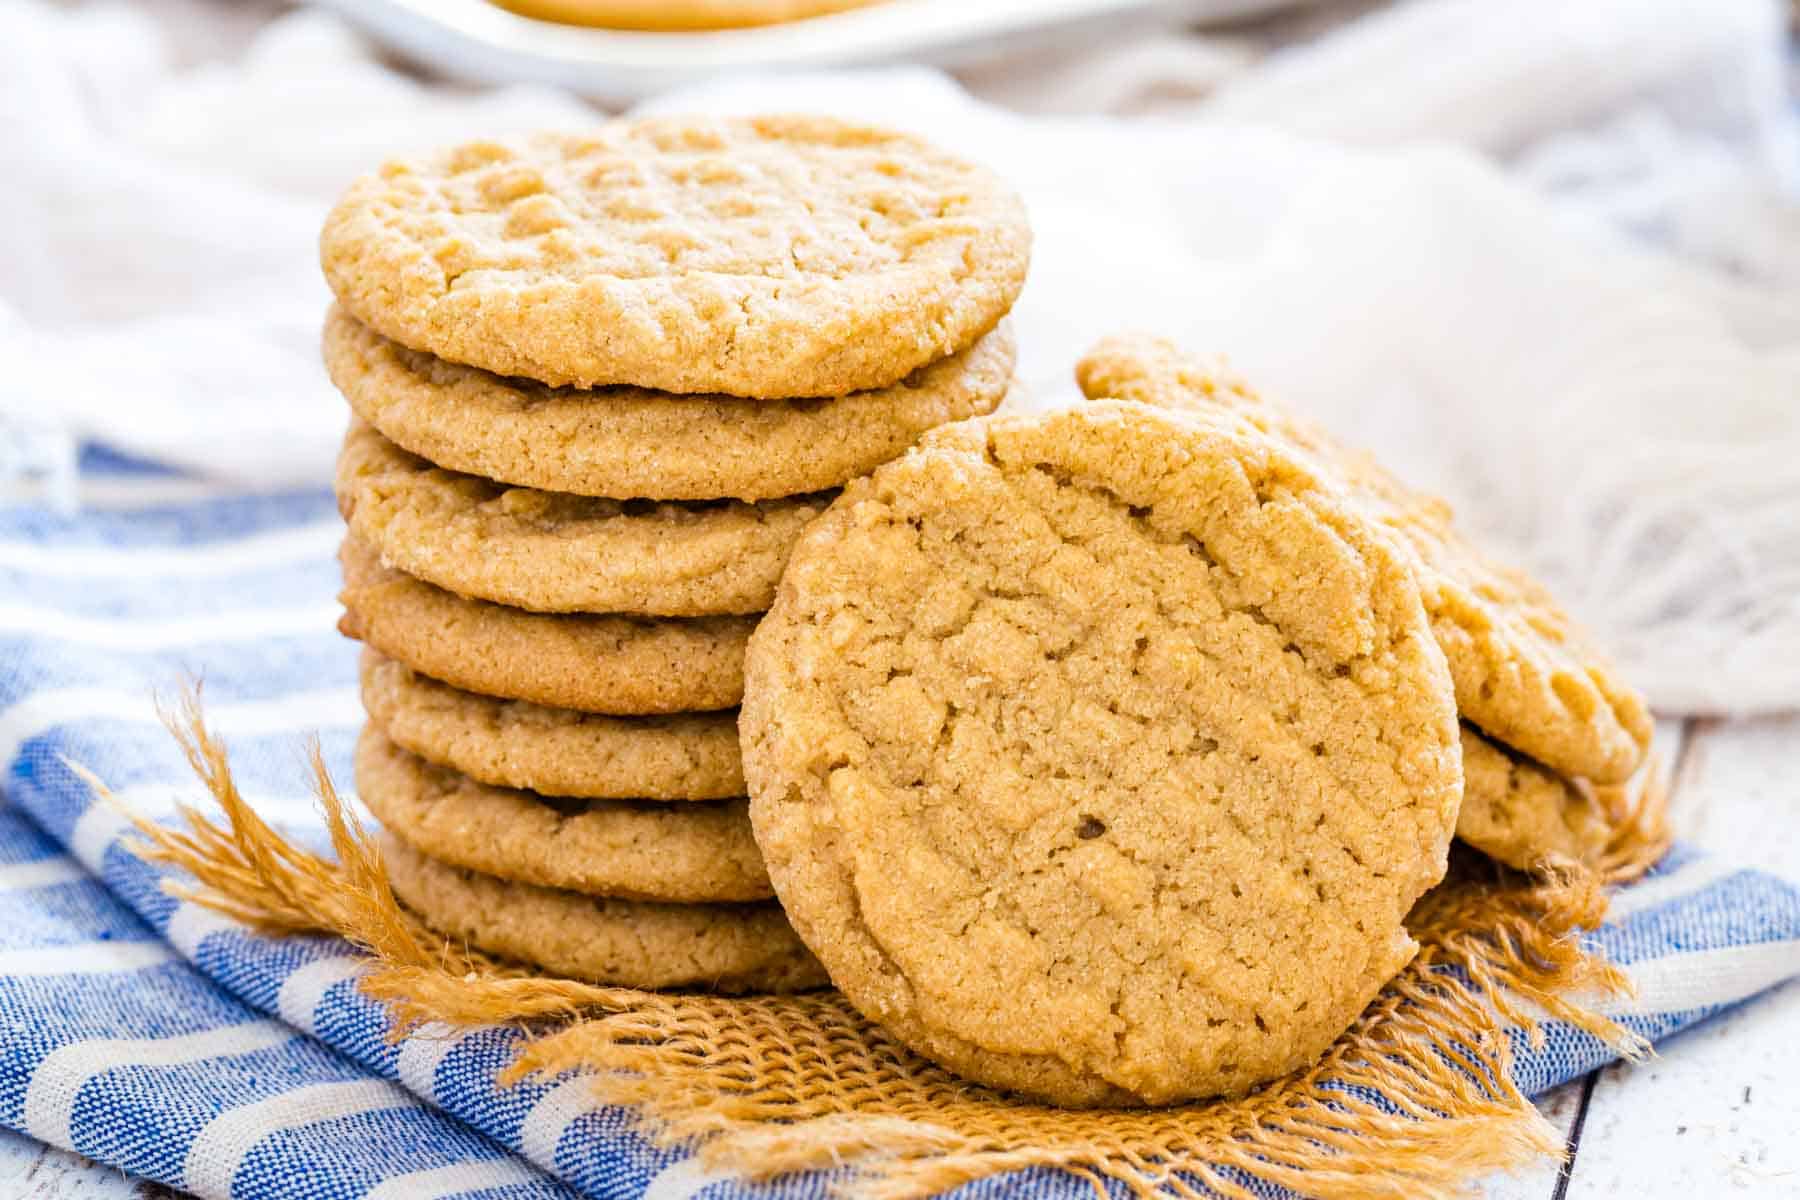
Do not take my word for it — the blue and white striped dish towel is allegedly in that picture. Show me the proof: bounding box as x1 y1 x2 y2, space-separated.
2 448 1797 1200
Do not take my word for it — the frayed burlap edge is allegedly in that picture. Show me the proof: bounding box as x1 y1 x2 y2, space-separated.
100 691 1670 1200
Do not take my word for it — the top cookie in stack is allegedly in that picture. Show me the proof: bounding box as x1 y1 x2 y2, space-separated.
323 116 1026 400
319 115 1030 993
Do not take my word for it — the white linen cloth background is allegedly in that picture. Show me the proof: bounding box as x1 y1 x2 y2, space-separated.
0 0 1796 714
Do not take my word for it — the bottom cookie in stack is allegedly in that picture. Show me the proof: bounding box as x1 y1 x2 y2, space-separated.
356 727 825 993
379 834 824 994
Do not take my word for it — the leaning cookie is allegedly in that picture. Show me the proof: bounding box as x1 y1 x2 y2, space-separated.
326 306 1015 502
338 537 752 714
320 116 1030 397
742 401 1461 1107
359 650 744 801
1076 336 1652 785
356 728 769 903
336 422 829 616
380 834 825 993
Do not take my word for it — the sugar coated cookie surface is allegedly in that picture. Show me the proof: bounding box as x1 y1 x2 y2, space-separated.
338 537 752 714
381 834 824 992
336 422 827 616
358 728 769 903
742 401 1461 1106
325 306 1014 502
360 650 744 801
320 116 1030 396
1077 335 1652 785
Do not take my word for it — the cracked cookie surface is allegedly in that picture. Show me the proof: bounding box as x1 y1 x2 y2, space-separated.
325 306 1014 501
741 400 1461 1106
381 833 824 992
320 116 1030 397
360 649 744 801
338 536 752 714
1077 336 1652 785
357 727 770 903
336 422 828 616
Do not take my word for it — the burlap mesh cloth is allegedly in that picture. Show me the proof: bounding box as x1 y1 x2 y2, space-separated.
111 695 1670 1200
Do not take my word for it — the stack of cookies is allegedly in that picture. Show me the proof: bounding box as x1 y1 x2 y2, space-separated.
318 116 1030 993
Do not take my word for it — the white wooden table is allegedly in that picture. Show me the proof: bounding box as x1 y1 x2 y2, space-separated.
4 714 1795 1198
1484 714 1800 1199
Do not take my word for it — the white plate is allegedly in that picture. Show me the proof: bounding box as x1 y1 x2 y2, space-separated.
311 0 1294 104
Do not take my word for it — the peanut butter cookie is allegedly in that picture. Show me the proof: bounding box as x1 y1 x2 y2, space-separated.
360 650 743 801
742 401 1461 1107
357 728 770 903
380 834 824 993
325 306 1014 502
1457 726 1616 872
1076 335 1651 785
320 116 1030 396
336 422 827 616
338 537 751 714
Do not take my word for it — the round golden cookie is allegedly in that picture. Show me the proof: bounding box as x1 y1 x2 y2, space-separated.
360 649 743 801
324 306 1015 502
741 401 1462 1107
319 116 1031 397
338 536 751 714
356 728 770 903
491 0 885 32
1076 336 1652 785
1457 726 1615 873
380 834 824 993
336 421 828 616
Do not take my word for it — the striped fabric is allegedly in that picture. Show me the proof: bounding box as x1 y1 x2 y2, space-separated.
1 447 1797 1200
